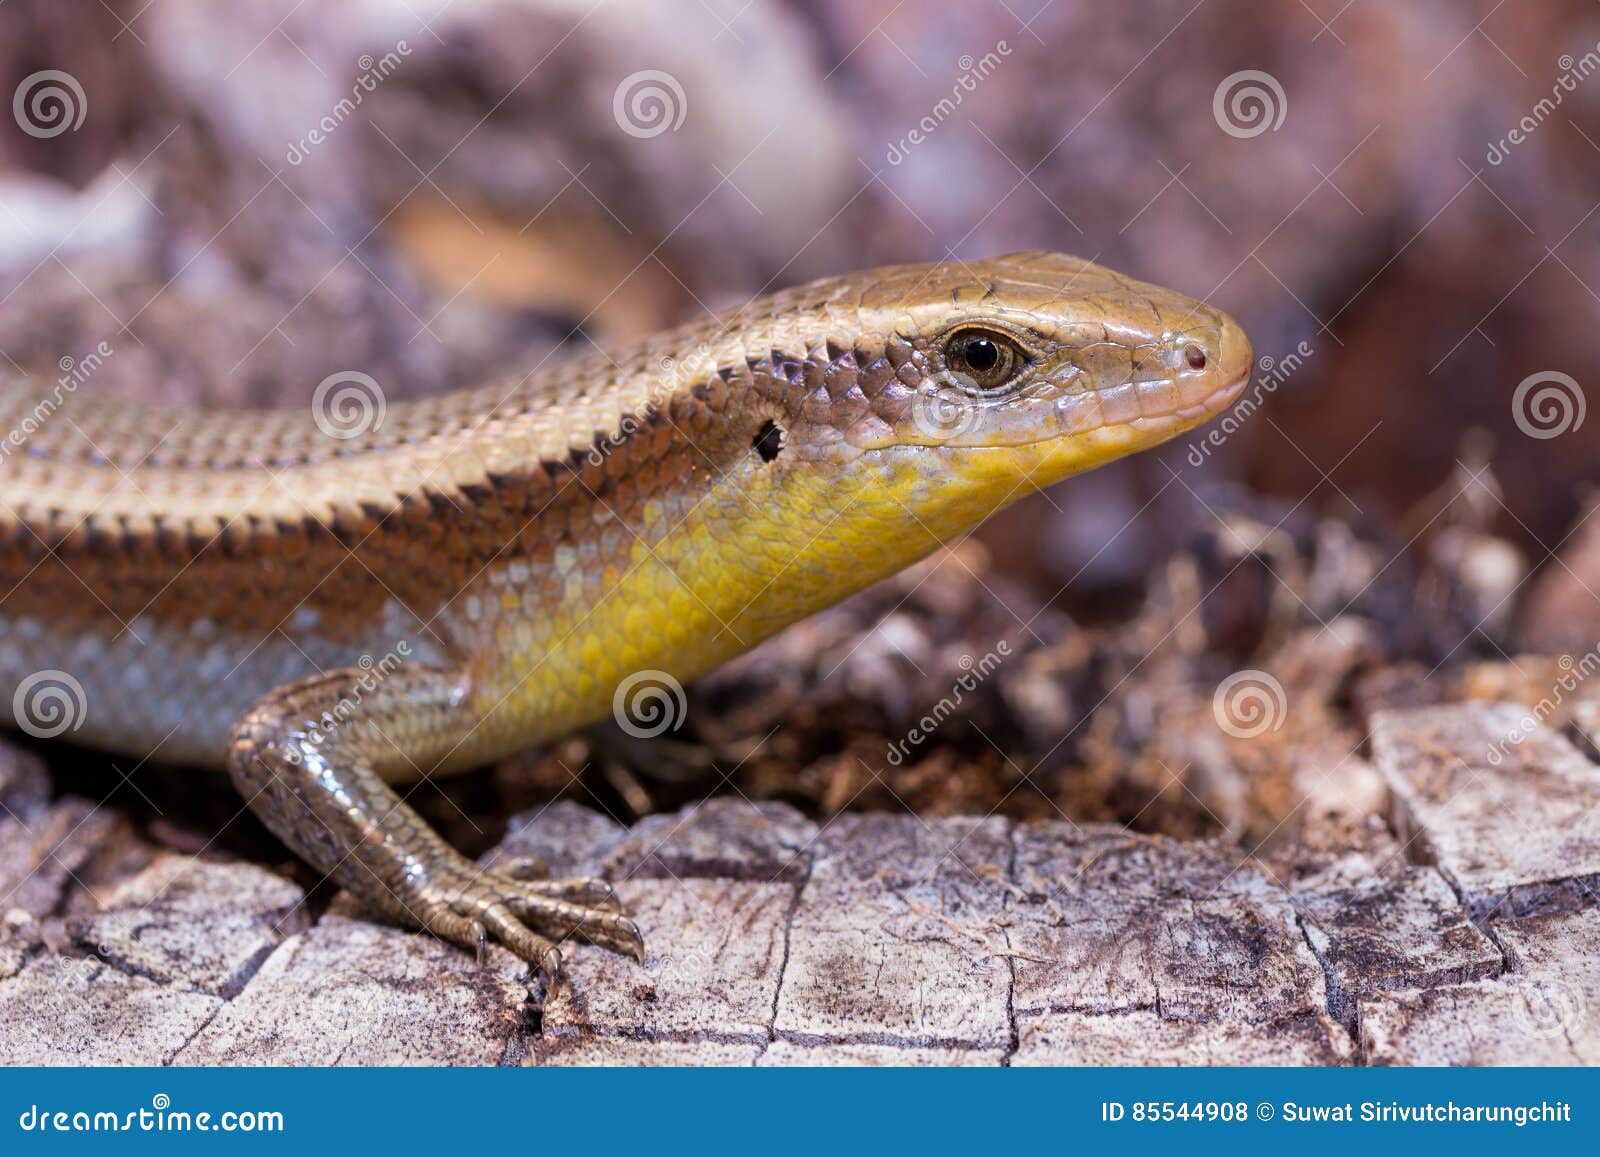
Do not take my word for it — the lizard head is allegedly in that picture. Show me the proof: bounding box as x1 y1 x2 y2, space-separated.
724 250 1252 541
864 250 1252 473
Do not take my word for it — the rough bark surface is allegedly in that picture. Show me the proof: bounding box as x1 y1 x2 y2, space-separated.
3 679 1598 1065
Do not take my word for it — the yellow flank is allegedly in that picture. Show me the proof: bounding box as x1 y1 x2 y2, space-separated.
463 367 1245 766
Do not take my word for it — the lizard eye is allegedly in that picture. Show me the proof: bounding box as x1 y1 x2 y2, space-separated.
943 328 1022 391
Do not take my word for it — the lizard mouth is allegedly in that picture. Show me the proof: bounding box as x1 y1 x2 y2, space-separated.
1051 309 1255 445
1051 364 1252 442
933 362 1254 492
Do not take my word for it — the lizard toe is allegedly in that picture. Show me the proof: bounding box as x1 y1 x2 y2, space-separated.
474 901 563 975
504 890 646 962
519 875 620 908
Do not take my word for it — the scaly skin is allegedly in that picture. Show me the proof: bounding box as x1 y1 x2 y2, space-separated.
0 251 1251 973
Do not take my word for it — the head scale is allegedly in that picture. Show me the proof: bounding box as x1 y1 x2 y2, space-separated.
717 250 1250 508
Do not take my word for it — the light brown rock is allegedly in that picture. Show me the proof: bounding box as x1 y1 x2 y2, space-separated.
543 877 792 1042
759 1040 1003 1065
1372 704 1600 918
773 813 1013 1048
1009 823 1326 1024
530 1035 762 1066
66 854 308 997
176 917 528 1066
1359 908 1600 1064
0 954 222 1065
3 695 1598 1067
0 801 130 917
601 797 817 883
1298 868 1503 1025
1015 1010 1354 1066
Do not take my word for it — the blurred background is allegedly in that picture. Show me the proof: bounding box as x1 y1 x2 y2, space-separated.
2 0 1598 847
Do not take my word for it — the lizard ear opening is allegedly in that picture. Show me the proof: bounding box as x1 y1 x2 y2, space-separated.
753 420 785 463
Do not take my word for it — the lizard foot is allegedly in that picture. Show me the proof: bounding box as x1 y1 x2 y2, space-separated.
407 858 644 975
226 665 644 976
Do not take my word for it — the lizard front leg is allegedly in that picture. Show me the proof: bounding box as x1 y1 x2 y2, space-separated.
226 665 643 974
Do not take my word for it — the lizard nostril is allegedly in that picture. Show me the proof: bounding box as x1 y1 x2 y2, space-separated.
1183 344 1207 371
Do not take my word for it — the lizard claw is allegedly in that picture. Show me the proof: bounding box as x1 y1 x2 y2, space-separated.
408 860 641 974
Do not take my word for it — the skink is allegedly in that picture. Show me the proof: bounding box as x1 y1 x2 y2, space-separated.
0 251 1251 973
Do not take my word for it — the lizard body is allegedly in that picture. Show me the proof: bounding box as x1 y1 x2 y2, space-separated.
0 252 1251 971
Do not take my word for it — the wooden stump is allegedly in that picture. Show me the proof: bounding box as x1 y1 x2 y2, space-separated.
2 681 1597 1065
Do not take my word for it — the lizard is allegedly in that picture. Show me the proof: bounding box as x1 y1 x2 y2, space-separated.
0 251 1251 976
